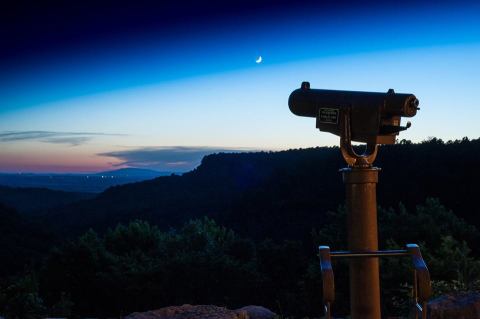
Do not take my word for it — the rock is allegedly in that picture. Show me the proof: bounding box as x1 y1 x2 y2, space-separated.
428 292 480 319
235 306 276 319
125 304 275 319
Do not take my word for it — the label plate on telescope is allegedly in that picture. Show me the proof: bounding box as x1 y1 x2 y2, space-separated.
319 108 339 124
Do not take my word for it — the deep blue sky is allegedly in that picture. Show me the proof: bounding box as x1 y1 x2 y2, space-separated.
1 1 479 172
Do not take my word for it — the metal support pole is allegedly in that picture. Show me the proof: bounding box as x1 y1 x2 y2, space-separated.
342 167 381 319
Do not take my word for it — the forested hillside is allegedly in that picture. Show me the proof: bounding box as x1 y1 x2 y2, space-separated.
42 138 480 241
1 137 479 318
0 186 94 216
0 204 55 276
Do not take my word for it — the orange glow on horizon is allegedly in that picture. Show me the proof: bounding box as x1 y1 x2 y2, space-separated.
0 145 123 173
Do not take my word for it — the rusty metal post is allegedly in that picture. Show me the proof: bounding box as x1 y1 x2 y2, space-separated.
342 167 381 319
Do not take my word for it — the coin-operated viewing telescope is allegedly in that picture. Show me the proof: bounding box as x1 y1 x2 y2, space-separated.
288 82 419 145
289 83 429 319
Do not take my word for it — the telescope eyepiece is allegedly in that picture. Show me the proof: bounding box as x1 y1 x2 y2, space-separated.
404 96 420 117
412 98 419 108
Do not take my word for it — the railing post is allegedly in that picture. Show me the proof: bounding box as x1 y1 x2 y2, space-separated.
407 244 432 319
319 246 334 319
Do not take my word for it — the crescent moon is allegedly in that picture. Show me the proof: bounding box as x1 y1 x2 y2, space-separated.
255 56 262 64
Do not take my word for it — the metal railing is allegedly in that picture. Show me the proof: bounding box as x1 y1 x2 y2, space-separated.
319 243 431 319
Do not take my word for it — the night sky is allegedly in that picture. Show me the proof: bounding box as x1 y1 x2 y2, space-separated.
1 0 479 172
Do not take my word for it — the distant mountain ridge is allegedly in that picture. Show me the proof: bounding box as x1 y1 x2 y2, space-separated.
0 168 173 193
93 167 171 178
41 138 480 240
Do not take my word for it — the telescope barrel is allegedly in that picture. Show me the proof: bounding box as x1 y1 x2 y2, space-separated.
288 87 419 118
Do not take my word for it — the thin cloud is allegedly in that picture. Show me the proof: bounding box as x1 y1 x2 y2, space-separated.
99 146 254 171
0 131 124 146
41 136 92 146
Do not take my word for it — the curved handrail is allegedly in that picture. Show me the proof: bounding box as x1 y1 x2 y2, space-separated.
317 244 431 319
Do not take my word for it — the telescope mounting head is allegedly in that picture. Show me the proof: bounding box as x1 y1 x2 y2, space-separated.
288 82 420 168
